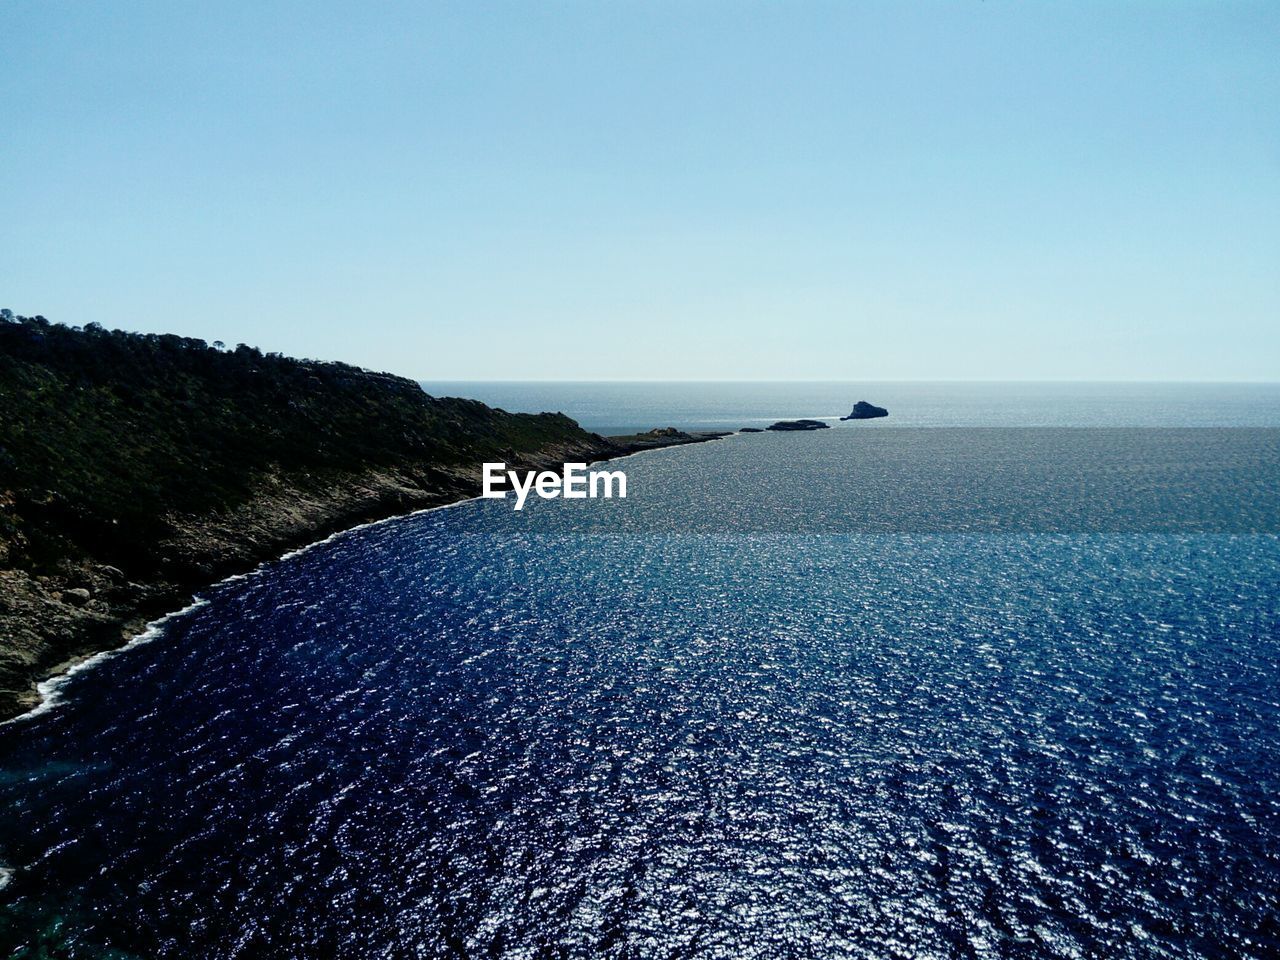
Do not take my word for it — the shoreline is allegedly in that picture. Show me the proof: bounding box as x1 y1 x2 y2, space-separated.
1 429 732 726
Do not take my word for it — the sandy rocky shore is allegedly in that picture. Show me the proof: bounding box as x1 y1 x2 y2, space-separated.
0 428 725 723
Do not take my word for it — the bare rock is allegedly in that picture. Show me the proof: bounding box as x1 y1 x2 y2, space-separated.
840 401 889 420
61 588 92 606
766 419 830 432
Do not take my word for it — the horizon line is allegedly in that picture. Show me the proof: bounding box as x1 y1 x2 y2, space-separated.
420 378 1280 386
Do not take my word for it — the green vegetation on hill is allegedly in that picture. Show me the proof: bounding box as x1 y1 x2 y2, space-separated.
0 312 613 717
0 313 599 576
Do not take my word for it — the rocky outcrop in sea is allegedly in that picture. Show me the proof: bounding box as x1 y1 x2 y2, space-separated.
840 401 888 420
766 419 830 431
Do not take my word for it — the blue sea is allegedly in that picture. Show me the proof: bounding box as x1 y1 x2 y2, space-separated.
424 381 1280 434
2 383 1279 958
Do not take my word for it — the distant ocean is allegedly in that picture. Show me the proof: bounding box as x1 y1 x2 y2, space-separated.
2 383 1278 958
423 380 1280 433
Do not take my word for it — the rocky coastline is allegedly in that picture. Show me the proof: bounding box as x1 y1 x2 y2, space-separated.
0 429 727 723
0 314 728 722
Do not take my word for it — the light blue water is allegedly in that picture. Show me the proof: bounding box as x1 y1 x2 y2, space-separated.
2 385 1279 958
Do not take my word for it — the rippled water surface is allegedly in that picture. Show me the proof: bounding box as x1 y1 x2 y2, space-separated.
2 427 1279 958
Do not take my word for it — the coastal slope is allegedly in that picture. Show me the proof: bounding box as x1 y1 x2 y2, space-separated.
0 315 647 720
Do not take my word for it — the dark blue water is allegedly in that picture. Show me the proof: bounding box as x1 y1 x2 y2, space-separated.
3 388 1280 958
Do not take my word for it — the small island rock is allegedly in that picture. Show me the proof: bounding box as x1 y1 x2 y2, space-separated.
840 401 888 421
766 419 830 431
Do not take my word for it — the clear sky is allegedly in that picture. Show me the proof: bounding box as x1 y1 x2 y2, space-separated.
2 2 1277 381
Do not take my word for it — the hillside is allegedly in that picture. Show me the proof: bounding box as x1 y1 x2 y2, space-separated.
0 314 619 720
